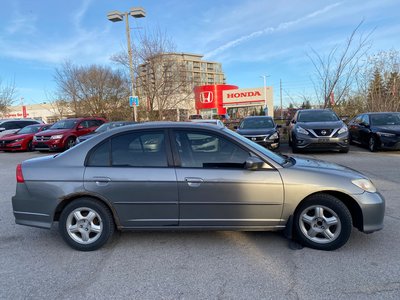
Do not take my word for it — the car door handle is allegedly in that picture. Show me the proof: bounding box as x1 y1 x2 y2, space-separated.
93 176 111 186
185 177 204 187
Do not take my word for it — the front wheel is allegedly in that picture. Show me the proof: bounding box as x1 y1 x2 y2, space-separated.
294 194 352 251
64 137 76 150
59 198 115 251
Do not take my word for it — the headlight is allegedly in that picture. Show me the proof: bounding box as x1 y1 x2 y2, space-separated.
352 178 376 193
338 125 348 135
33 136 37 141
50 135 63 140
14 138 24 142
267 132 279 140
377 132 396 137
295 126 309 135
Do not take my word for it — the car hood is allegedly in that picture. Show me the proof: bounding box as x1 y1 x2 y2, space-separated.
35 129 70 136
372 125 400 134
297 121 344 129
291 156 365 179
0 133 32 140
237 128 276 135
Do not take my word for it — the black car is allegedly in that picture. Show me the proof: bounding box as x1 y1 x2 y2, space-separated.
288 109 349 153
76 121 136 143
348 112 400 152
236 116 280 150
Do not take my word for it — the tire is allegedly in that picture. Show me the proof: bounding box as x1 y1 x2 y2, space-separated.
368 135 378 152
27 141 33 152
349 134 355 145
293 194 352 251
288 134 293 147
59 198 115 251
64 137 76 151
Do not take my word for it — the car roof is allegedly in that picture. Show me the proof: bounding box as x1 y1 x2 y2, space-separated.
243 116 273 119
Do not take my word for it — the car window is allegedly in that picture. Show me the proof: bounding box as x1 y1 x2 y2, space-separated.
111 131 167 167
297 111 339 122
2 121 20 130
240 118 274 129
370 113 400 126
361 115 370 125
87 140 111 167
354 115 363 124
175 130 250 168
79 121 90 128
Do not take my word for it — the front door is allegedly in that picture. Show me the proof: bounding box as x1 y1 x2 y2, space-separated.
172 129 284 227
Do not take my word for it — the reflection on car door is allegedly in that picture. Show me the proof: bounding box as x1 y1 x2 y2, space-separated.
173 130 284 227
83 130 178 227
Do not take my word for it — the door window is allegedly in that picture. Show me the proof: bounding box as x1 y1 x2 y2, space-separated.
175 131 250 169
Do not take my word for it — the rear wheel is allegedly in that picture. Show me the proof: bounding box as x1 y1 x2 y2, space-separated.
368 135 378 152
294 194 352 251
59 198 115 251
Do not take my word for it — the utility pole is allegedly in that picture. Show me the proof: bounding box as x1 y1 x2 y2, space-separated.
280 79 283 119
260 75 270 116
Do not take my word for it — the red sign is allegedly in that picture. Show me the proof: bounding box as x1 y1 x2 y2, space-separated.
194 84 238 114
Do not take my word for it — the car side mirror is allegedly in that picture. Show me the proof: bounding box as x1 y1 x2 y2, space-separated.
291 120 296 124
0 127 5 132
245 157 264 170
77 125 85 130
276 124 282 128
233 125 238 130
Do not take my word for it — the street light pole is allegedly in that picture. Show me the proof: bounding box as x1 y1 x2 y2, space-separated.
124 12 137 122
107 8 146 122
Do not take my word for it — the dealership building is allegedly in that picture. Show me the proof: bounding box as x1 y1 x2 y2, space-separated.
194 84 273 119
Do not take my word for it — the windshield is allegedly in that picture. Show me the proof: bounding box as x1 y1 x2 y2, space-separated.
95 123 112 133
297 111 339 122
17 125 41 134
50 119 78 129
240 118 274 129
223 128 286 165
370 113 400 126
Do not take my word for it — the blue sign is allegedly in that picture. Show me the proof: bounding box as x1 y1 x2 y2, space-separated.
129 96 139 107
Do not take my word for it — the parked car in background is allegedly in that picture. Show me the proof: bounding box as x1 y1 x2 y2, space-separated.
12 122 384 251
288 109 349 153
0 123 52 152
348 112 400 152
76 121 136 144
212 114 230 123
235 116 280 150
0 119 42 138
190 119 224 127
32 117 107 151
188 114 203 120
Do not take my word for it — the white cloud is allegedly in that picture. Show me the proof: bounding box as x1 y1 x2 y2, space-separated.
204 2 342 59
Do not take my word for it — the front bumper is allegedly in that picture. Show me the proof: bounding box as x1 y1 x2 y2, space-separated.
33 139 64 151
243 136 280 150
0 141 26 151
294 133 349 151
353 191 385 233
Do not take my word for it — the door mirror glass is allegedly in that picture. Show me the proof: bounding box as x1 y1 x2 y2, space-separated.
245 156 264 170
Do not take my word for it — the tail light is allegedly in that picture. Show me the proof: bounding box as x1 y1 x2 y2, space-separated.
16 164 24 183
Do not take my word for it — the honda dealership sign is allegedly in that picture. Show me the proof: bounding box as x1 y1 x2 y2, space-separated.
222 87 273 107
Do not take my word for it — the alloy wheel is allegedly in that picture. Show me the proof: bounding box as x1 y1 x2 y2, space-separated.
65 207 103 245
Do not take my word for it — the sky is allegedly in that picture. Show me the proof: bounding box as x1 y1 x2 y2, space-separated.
0 0 399 108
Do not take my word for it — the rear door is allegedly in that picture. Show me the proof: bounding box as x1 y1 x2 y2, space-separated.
83 129 179 227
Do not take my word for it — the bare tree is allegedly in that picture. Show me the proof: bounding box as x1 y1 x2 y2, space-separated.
111 28 193 120
54 62 131 120
0 78 17 114
308 21 372 108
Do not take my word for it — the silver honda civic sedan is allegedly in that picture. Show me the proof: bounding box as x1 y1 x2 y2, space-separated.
12 122 384 251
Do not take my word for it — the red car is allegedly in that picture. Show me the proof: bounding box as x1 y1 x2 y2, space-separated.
32 117 107 151
0 124 53 152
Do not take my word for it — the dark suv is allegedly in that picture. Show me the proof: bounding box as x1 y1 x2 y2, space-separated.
0 119 42 138
236 116 280 150
33 117 107 151
289 109 349 153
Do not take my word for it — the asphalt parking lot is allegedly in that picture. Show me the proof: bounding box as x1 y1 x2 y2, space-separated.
1 145 399 299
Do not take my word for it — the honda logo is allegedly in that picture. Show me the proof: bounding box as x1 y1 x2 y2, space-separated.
200 91 213 103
